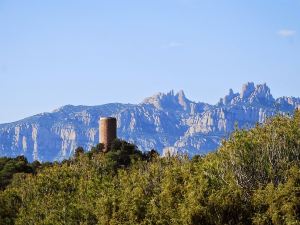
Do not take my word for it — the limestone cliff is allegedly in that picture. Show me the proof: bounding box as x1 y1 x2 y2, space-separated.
0 83 299 161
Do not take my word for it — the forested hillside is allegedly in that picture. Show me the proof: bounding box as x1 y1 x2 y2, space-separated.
1 111 300 225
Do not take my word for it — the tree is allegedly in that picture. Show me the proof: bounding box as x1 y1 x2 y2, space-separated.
74 146 85 159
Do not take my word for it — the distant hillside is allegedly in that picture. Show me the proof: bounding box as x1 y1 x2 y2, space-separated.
1 82 300 162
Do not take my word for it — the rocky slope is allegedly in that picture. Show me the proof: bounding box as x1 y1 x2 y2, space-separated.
1 82 299 161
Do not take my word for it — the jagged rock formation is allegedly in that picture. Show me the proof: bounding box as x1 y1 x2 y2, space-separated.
0 82 299 161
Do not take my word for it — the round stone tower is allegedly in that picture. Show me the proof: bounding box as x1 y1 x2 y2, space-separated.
99 117 117 152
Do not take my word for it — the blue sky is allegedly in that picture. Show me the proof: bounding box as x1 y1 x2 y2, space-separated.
0 0 299 123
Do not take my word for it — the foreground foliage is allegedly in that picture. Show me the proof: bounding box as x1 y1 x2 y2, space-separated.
1 113 300 224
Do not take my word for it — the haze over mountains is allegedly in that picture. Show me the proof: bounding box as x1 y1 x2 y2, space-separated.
1 82 300 162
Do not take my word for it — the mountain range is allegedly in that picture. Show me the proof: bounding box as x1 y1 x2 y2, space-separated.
1 82 299 162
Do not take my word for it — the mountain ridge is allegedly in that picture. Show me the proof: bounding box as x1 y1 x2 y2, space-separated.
1 82 300 162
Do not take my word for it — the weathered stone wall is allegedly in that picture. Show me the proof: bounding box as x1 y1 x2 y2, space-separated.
100 117 117 152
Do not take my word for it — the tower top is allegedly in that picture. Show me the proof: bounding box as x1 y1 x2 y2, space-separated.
99 117 116 121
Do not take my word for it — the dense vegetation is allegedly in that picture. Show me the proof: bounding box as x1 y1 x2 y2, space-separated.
0 156 42 190
1 112 300 224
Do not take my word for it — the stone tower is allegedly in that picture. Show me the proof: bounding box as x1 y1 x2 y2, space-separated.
99 117 117 152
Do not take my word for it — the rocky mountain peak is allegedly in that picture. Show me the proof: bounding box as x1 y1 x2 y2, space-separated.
175 90 189 110
221 88 239 105
248 83 275 105
220 82 275 106
176 90 186 100
142 90 192 111
240 82 255 99
254 83 272 98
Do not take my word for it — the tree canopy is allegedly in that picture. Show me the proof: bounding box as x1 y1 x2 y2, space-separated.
1 112 300 224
